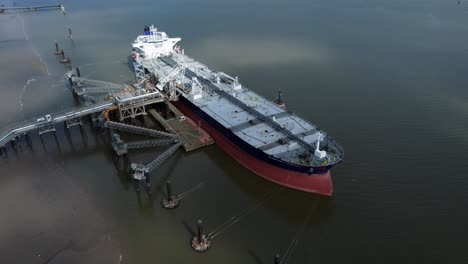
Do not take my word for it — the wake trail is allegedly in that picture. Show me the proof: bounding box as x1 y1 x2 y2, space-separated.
18 16 51 76
19 78 36 113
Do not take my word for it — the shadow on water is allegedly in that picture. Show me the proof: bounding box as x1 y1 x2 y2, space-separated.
38 133 63 154
248 250 265 264
150 151 182 197
181 219 196 237
127 55 135 73
136 191 155 215
112 153 131 191
202 144 336 264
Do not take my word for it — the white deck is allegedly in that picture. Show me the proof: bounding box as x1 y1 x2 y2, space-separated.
133 28 343 166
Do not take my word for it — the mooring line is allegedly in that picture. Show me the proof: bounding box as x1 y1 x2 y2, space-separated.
281 239 299 264
176 182 204 200
207 186 283 240
206 216 236 239
280 201 318 264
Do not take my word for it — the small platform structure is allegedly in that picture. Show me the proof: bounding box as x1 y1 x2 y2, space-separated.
148 101 213 152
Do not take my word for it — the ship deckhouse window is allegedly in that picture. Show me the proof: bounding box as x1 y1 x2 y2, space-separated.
134 47 145 55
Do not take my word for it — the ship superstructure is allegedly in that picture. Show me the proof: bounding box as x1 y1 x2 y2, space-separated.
131 25 344 195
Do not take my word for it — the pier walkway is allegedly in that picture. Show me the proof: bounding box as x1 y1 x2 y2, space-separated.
0 101 112 148
0 4 66 14
105 120 177 139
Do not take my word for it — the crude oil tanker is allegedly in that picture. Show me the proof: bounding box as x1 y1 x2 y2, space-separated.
131 25 344 196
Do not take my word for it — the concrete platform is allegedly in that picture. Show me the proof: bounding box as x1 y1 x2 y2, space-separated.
148 102 213 152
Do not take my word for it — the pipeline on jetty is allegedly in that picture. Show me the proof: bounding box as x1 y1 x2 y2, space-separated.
0 4 67 15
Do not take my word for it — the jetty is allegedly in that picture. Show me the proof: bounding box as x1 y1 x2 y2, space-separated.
0 4 66 14
0 67 214 194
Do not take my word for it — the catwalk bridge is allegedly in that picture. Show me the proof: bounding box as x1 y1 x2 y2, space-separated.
0 101 112 148
0 74 164 148
0 70 213 195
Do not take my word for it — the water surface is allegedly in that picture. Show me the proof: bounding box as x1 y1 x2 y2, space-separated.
0 0 467 263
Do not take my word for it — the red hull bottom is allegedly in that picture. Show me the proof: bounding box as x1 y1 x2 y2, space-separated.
173 101 333 196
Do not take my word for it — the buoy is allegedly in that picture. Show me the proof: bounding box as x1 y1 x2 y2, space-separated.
60 56 70 64
161 181 180 209
53 41 62 54
59 49 67 63
191 219 211 252
274 254 281 264
275 89 286 108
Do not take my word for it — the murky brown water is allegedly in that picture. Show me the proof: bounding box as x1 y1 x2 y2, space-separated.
1 0 468 263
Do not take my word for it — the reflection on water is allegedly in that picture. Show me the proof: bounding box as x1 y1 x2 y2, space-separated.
1 0 468 263
190 36 335 68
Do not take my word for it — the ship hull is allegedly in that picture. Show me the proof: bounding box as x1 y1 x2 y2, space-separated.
173 96 333 196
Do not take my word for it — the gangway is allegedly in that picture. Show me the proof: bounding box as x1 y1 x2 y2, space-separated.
70 76 125 96
111 133 178 155
104 121 177 139
108 123 182 193
130 142 183 189
127 138 178 149
145 141 182 172
108 125 182 192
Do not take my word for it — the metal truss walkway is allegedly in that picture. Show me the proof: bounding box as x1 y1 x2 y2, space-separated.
0 101 113 147
108 124 183 189
111 133 178 155
104 121 177 139
130 142 183 181
70 76 124 96
145 142 182 172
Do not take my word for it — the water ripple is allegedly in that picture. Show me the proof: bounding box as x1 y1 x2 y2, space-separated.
17 16 51 76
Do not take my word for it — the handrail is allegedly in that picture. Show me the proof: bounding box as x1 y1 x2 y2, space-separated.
160 57 317 153
0 101 113 146
159 55 344 164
